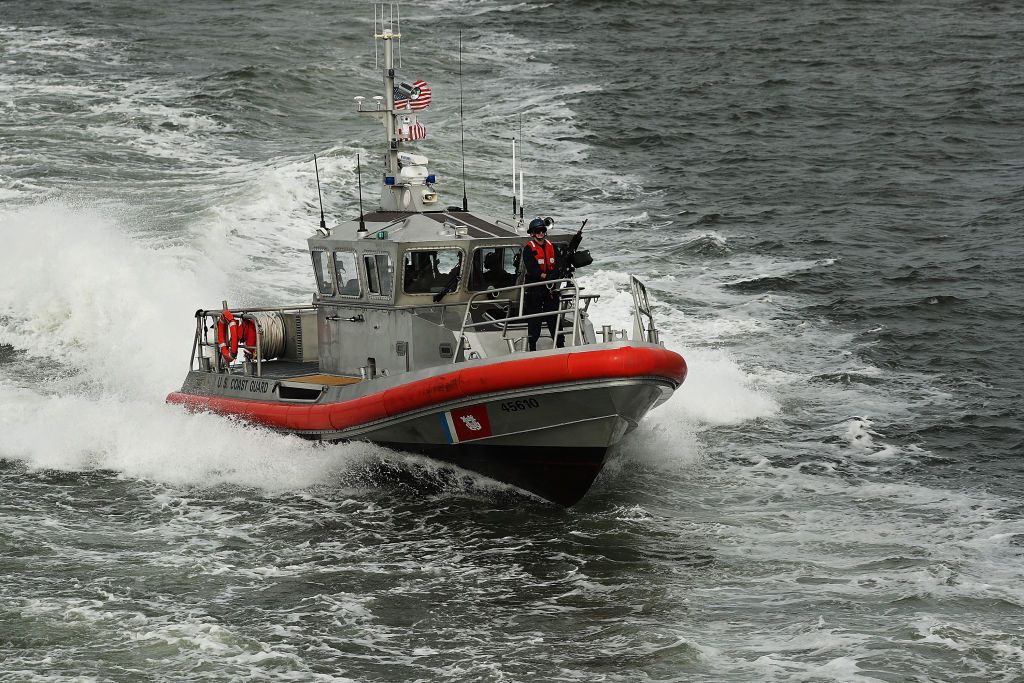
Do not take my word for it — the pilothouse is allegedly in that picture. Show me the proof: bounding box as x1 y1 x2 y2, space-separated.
166 4 687 506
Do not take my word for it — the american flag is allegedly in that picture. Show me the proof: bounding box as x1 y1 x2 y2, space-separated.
394 79 432 111
396 114 427 141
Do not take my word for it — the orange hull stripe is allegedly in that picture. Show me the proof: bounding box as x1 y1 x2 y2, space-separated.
166 346 686 432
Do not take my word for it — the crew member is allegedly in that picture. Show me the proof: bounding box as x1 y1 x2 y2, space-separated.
482 250 514 288
523 217 565 351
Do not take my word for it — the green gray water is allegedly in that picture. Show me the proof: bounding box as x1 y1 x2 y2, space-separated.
2 1 1023 680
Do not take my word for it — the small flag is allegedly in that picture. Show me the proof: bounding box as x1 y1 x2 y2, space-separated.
394 79 432 111
396 114 427 141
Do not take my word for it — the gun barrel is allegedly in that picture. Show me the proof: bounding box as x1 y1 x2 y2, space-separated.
568 228 584 253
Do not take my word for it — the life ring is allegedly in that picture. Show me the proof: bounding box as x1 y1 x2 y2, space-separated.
216 311 240 363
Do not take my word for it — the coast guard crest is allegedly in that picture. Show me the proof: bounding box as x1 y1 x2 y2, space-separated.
442 404 493 443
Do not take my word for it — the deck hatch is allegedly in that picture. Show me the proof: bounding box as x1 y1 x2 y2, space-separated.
275 383 325 401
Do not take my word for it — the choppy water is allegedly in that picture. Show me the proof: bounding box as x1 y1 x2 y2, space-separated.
2 1 1023 680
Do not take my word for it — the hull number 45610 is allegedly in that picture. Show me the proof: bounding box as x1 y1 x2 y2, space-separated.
501 398 540 412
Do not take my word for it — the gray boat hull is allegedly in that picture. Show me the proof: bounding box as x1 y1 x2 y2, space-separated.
168 344 684 505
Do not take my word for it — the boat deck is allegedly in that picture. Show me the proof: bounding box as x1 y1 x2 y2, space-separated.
287 374 363 386
252 360 362 385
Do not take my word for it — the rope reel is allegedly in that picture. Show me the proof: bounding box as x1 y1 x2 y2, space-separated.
240 312 286 361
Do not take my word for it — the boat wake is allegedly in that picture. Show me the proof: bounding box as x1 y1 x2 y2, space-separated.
0 203 773 500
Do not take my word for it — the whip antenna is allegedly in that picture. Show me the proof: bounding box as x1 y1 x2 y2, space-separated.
459 30 468 212
357 153 367 233
512 137 517 219
396 3 402 68
313 154 327 233
518 113 524 220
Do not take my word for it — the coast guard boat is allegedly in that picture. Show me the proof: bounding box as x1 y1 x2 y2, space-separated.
166 8 686 505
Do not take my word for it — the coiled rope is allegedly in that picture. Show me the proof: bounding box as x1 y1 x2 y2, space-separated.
245 312 286 360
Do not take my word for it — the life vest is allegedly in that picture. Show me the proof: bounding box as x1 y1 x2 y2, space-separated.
216 310 240 363
239 319 258 359
526 239 557 275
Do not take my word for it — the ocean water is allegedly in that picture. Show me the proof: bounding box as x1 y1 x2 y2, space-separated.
2 1 1023 681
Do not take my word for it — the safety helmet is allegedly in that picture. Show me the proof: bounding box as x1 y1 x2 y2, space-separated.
527 217 548 234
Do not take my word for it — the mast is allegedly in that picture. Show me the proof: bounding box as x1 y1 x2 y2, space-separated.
357 2 437 213
380 23 399 179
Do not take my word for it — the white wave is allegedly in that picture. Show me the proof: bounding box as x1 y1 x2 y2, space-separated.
575 268 779 476
842 417 902 461
438 2 554 19
0 26 237 187
582 268 779 424
0 202 225 396
0 25 110 63
0 381 374 490
0 184 29 202
0 198 383 489
720 254 838 287
82 89 237 165
198 151 360 304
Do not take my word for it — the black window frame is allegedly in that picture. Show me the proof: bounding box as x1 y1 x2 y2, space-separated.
468 245 521 291
363 252 394 298
401 247 465 296
311 249 335 295
333 249 362 298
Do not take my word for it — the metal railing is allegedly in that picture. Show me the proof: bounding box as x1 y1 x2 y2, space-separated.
629 275 660 344
456 278 596 359
191 305 315 377
188 277 660 377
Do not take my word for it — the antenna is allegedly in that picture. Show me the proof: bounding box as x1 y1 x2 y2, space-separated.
519 168 524 221
357 153 367 233
459 30 468 212
518 114 525 220
512 138 517 219
313 154 327 232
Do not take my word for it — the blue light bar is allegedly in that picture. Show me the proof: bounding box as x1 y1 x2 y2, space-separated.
384 176 395 186
426 174 436 184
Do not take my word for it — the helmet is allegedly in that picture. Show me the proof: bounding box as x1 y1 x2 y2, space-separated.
527 217 548 234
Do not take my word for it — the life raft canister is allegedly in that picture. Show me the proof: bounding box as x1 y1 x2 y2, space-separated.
216 310 240 363
526 239 557 274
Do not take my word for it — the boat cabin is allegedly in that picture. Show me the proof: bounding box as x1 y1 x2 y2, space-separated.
304 209 591 378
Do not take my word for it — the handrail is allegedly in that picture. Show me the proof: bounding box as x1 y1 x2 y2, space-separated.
198 304 316 316
456 278 584 360
629 276 660 344
191 304 315 376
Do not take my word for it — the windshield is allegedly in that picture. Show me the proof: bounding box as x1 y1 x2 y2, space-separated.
311 250 334 295
403 249 463 294
469 246 520 291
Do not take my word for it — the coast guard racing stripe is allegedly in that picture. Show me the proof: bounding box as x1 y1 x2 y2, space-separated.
441 404 493 443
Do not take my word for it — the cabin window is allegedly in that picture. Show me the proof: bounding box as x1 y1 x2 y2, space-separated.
469 246 520 291
333 250 360 297
403 249 463 295
364 253 393 296
312 249 334 295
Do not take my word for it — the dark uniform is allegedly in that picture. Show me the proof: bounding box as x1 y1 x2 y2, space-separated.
523 218 565 351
